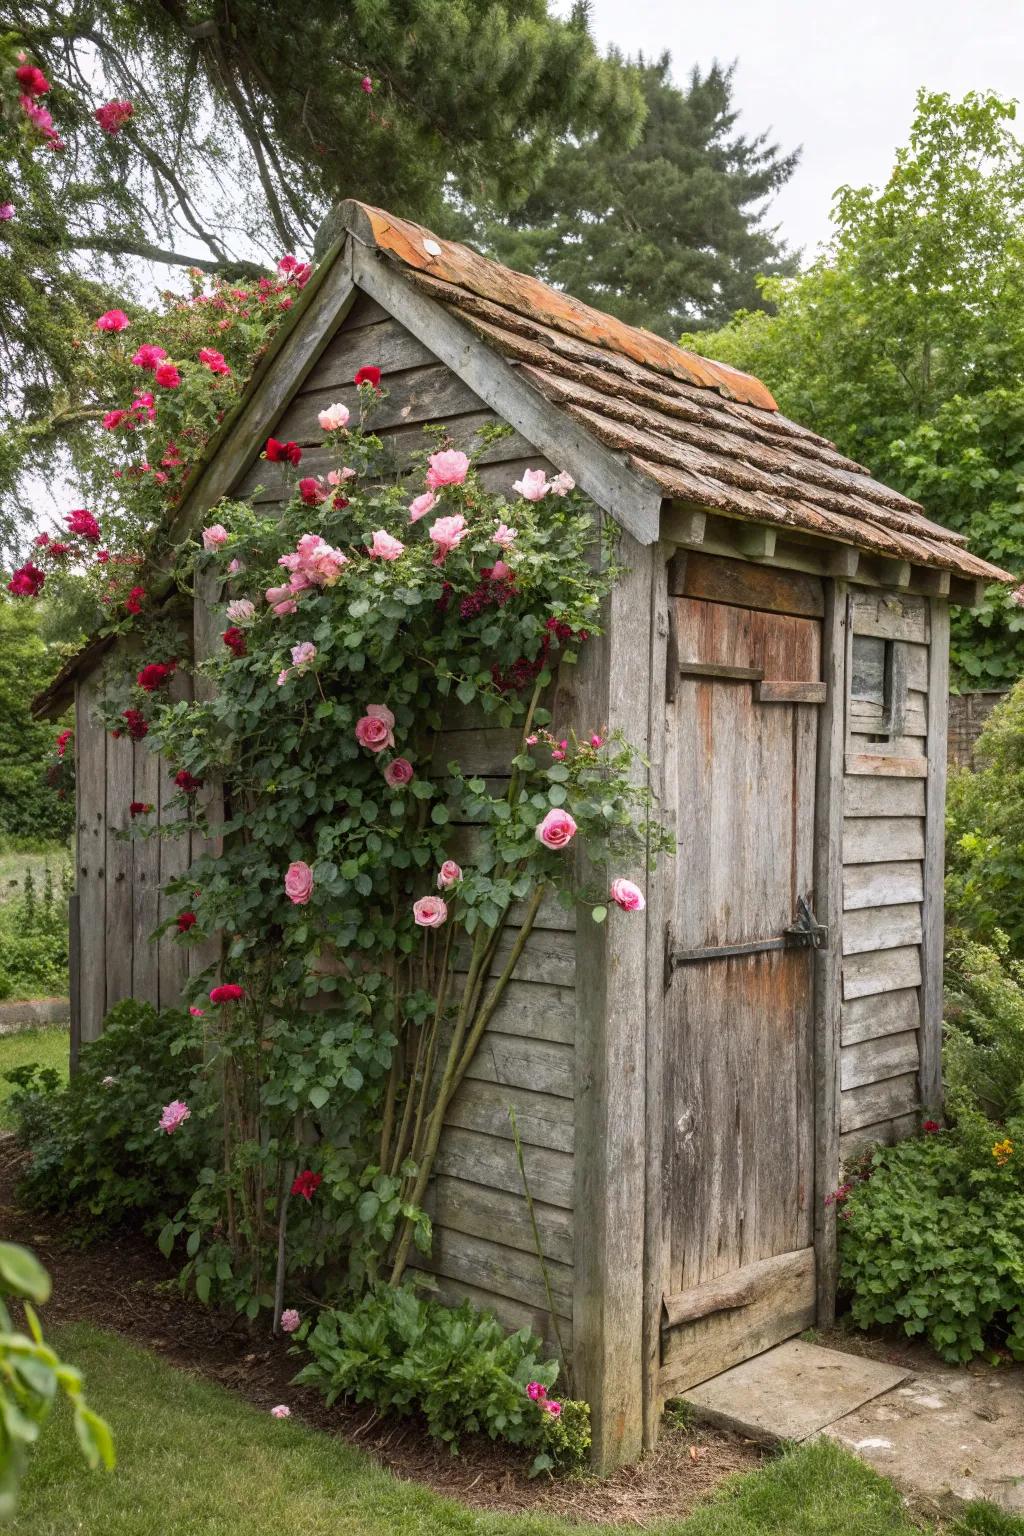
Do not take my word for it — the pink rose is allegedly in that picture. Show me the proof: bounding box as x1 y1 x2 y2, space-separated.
425 449 469 489
550 471 575 496
317 402 350 431
266 584 299 616
227 559 242 575
226 598 255 624
290 641 316 668
0 203 13 221
131 343 167 369
285 860 313 905
536 808 578 850
413 895 448 928
409 491 438 523
277 668 291 686
490 559 511 580
513 468 551 501
355 703 395 753
328 467 356 485
610 878 645 911
429 514 469 560
158 1099 190 1134
545 1400 563 1417
189 1006 205 1017
526 1381 547 1401
493 523 517 549
202 524 228 550
437 860 462 890
270 1405 291 1419
95 308 130 332
384 757 414 788
154 362 181 389
280 1308 301 1334
368 530 405 560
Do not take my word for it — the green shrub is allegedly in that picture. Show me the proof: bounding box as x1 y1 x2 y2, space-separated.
946 684 1024 956
838 1119 1024 1362
5 999 207 1233
0 865 69 1001
945 936 1024 1122
294 1286 588 1470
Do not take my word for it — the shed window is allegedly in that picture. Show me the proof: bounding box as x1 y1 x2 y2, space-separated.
850 635 889 707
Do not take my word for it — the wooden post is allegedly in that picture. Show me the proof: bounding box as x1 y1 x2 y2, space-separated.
572 528 655 1473
642 544 674 1450
68 892 81 1074
918 599 950 1112
812 581 847 1325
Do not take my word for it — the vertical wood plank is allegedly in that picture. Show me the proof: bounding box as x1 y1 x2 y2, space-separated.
131 740 161 1005
157 672 193 1009
642 544 673 1450
571 523 654 1473
813 581 847 1325
76 678 106 1044
919 600 949 1112
189 568 225 984
68 892 81 1073
104 731 135 1009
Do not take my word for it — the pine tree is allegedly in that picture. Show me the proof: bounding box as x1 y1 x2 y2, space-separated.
466 55 799 338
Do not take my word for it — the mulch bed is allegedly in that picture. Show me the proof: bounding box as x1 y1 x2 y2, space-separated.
0 1139 763 1527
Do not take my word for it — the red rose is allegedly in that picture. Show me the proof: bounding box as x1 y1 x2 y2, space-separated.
65 508 101 542
175 769 203 794
922 1120 942 1134
265 437 302 465
154 362 181 389
94 99 133 135
176 912 197 933
15 65 50 97
222 626 247 657
298 477 326 507
137 661 176 692
125 585 146 615
290 1170 323 1201
198 348 231 375
209 983 245 1005
119 709 148 741
353 365 381 389
7 562 46 597
129 800 153 817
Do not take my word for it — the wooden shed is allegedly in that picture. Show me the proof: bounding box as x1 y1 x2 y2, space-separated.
35 200 1010 1471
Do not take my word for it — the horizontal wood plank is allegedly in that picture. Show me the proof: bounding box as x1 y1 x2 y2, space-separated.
850 591 929 643
842 903 923 956
418 1225 574 1319
849 696 927 737
428 1175 574 1266
841 987 921 1046
482 982 576 1045
844 777 926 819
844 752 928 778
406 1268 570 1357
453 927 576 988
839 1111 920 1163
848 733 931 761
841 1072 919 1131
274 362 481 444
841 1031 920 1091
464 1033 574 1099
670 552 824 617
843 861 923 910
299 314 435 389
843 817 925 864
754 680 827 704
842 944 922 1000
434 1127 574 1209
446 1079 575 1153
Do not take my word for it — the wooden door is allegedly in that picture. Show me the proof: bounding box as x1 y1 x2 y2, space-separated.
659 557 824 1396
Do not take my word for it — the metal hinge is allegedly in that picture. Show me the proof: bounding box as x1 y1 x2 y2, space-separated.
664 896 828 987
783 895 828 950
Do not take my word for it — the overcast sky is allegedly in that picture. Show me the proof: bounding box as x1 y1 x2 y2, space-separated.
574 0 1024 260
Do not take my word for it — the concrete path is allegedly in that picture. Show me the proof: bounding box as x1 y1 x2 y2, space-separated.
683 1338 1024 1514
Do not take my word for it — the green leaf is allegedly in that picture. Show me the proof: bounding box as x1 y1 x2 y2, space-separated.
591 906 607 923
309 1084 330 1110
456 680 477 705
0 1242 51 1304
195 1273 211 1305
430 804 449 825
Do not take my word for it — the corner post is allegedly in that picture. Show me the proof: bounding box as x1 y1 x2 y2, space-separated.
571 528 656 1473
919 598 950 1112
813 580 847 1325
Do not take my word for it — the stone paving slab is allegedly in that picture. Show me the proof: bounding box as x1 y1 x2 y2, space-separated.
683 1340 910 1444
822 1356 1024 1513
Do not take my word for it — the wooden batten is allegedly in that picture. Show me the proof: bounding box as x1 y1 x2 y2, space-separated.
918 601 949 1111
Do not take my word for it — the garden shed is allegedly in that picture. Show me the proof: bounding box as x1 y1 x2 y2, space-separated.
35 200 1010 1471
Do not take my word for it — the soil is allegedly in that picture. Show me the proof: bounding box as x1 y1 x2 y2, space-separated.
0 1138 764 1528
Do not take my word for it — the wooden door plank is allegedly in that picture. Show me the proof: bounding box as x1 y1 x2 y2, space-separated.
75 678 106 1044
104 731 134 1010
919 602 949 1113
131 742 161 1004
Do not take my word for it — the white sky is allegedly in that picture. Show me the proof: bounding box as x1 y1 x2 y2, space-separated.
575 0 1024 259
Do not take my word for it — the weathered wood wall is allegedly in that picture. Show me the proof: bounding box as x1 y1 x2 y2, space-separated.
225 292 576 1354
74 668 210 1042
839 590 941 1158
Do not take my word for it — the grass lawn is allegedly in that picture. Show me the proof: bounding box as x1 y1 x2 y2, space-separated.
0 843 70 903
9 1322 983 1536
0 1027 69 1128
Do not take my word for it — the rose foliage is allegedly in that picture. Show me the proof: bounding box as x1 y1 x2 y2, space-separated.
69 396 671 1324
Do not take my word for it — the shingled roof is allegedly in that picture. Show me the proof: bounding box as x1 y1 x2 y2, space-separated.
341 202 1009 584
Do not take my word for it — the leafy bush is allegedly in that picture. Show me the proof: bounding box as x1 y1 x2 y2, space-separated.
6 999 206 1232
946 685 1024 957
944 937 1024 1122
0 864 70 1001
838 1117 1024 1362
294 1286 589 1470
0 1240 114 1514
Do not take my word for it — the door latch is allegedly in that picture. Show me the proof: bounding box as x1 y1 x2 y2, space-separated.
783 895 828 950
